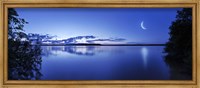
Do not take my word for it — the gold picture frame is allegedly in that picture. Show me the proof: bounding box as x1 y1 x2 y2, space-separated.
0 0 199 88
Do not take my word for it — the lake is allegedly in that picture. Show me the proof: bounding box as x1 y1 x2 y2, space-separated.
40 46 170 80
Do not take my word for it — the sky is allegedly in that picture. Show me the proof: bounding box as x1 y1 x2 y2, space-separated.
15 8 181 44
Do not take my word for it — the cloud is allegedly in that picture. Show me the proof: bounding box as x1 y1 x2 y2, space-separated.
87 38 126 43
41 34 126 44
63 35 96 43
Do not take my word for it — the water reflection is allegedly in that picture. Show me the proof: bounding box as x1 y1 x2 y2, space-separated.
9 45 191 80
64 46 96 56
141 47 148 68
41 46 124 56
40 46 170 80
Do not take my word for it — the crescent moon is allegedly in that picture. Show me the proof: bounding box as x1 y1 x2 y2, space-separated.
141 21 147 30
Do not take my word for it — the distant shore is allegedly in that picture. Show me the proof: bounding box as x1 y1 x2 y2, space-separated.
32 44 166 46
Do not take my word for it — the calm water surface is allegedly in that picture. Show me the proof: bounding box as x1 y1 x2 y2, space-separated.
40 46 170 80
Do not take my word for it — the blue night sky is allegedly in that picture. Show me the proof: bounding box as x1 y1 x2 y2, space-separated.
15 8 181 44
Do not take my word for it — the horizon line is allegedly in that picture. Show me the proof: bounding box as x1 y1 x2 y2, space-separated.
34 43 166 46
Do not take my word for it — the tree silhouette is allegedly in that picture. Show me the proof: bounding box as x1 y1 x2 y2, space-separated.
164 8 192 80
8 8 43 80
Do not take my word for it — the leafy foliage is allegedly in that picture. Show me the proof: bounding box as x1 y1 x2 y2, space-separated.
8 8 43 80
164 8 192 79
8 8 28 40
8 40 42 80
